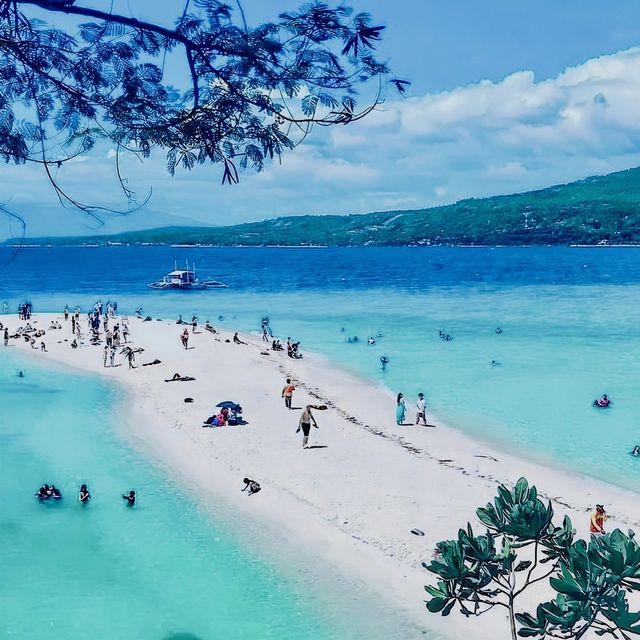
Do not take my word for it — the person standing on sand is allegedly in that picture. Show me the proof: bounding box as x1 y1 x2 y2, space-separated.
127 349 136 369
103 345 109 367
416 393 427 426
297 405 319 449
282 379 296 409
3 328 8 346
590 504 607 534
396 393 406 425
110 346 116 367
181 328 189 349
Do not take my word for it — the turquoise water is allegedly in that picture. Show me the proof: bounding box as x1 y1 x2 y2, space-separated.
2 246 639 491
0 351 421 639
3 245 640 636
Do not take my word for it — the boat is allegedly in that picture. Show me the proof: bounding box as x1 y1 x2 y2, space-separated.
148 261 228 290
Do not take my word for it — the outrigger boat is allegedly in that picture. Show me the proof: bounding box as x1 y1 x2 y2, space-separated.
148 261 228 290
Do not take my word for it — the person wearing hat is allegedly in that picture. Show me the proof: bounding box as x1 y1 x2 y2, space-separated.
590 504 607 534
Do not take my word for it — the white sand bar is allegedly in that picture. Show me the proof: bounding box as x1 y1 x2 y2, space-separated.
5 312 640 638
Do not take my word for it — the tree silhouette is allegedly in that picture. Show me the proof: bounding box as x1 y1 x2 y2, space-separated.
0 0 406 220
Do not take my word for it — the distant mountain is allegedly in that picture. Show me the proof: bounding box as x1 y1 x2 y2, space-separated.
11 167 640 247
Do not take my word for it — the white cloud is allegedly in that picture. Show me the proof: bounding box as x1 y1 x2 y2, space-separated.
5 46 640 238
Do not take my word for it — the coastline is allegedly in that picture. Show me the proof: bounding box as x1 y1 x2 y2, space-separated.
6 311 640 639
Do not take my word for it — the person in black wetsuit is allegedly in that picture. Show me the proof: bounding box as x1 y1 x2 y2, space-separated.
79 484 91 504
122 490 136 506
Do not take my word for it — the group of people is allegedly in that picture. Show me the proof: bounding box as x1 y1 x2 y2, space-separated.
396 392 429 426
35 483 136 506
2 321 47 350
18 301 33 320
286 337 303 359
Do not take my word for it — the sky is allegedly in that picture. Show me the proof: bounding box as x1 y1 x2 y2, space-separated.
4 0 640 238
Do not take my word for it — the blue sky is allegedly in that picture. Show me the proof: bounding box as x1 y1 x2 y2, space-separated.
3 0 640 238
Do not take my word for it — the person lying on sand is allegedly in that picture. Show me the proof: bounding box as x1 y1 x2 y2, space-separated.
142 359 162 367
204 321 216 334
242 478 261 495
164 373 196 382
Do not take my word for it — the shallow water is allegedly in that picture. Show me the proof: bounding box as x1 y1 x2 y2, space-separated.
2 246 640 492
0 351 423 639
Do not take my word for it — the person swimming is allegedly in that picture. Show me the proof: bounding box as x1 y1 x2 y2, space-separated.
35 484 50 500
593 394 611 408
490 360 501 367
379 355 389 370
495 327 503 334
79 484 91 504
50 485 61 499
122 490 136 506
367 337 376 345
631 446 640 456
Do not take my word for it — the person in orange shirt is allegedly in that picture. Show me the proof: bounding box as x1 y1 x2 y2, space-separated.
282 378 296 409
590 504 607 534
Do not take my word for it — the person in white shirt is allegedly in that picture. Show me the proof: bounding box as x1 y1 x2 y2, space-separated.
416 392 427 426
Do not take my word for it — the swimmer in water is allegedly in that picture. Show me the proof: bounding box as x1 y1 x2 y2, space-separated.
367 337 376 345
122 490 136 506
491 360 501 367
594 394 611 408
79 484 91 504
36 484 50 500
17 370 24 377
631 446 640 456
495 327 502 334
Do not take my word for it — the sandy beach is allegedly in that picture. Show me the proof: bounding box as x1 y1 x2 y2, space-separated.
5 310 640 639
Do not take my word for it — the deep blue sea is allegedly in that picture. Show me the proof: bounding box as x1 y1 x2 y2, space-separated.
1 245 640 638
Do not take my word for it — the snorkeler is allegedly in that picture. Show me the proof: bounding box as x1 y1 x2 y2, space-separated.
79 484 91 504
122 490 136 506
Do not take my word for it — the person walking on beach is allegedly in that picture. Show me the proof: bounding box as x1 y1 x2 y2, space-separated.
127 348 136 369
590 504 607 534
396 393 406 425
103 345 109 367
181 328 189 349
416 393 427 426
282 379 296 409
192 315 198 332
297 405 319 449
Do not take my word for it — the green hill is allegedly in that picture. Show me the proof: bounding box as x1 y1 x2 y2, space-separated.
14 167 640 246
